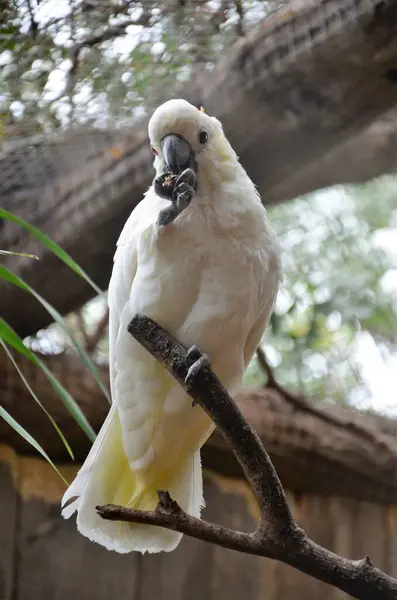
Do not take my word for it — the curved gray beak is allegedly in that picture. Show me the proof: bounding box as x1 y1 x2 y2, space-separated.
161 134 197 176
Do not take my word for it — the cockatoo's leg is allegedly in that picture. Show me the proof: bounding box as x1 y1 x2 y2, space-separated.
156 168 196 227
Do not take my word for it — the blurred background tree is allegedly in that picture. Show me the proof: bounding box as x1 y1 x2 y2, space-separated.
2 3 397 599
27 175 397 412
2 0 396 415
246 177 397 409
1 0 275 131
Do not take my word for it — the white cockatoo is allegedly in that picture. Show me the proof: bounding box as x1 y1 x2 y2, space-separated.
61 99 281 554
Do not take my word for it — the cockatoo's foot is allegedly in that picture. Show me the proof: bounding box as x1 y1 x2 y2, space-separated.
185 345 210 405
156 490 182 515
157 204 182 227
156 168 196 227
154 172 177 200
186 353 210 380
186 345 204 365
172 168 196 195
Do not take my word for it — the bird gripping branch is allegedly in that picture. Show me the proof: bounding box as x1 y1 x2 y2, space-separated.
61 99 282 554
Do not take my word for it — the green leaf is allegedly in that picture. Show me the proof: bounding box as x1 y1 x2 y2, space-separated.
0 209 103 296
0 250 39 259
1 340 74 459
270 312 281 335
0 404 68 485
0 318 32 360
0 265 110 404
0 319 96 443
0 25 19 51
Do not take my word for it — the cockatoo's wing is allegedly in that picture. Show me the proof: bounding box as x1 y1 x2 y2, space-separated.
108 205 141 403
62 197 151 522
243 254 281 367
108 191 163 401
62 192 212 553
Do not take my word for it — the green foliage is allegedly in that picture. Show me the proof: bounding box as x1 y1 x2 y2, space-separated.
0 212 107 475
0 403 68 484
0 339 74 460
0 210 103 295
0 0 269 131
244 177 397 406
0 264 110 403
0 318 96 443
2 0 397 431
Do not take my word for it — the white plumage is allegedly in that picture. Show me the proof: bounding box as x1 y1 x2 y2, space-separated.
61 99 282 553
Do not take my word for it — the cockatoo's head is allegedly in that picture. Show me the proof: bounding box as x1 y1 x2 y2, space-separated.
148 99 238 191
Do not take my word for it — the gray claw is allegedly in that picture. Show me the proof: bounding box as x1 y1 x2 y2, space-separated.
157 168 196 227
157 206 179 227
185 345 210 389
172 181 194 204
158 185 194 228
175 168 196 189
176 189 193 211
186 345 203 366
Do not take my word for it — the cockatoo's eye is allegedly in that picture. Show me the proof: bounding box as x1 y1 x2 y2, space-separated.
198 131 208 144
151 146 158 155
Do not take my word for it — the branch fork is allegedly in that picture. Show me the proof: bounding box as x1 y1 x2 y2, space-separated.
97 314 397 600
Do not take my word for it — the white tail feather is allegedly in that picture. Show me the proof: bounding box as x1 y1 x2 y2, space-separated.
61 405 203 554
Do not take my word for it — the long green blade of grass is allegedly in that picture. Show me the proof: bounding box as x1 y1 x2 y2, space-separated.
1 265 110 404
1 339 74 459
0 250 39 259
0 209 103 296
0 405 68 485
0 318 32 360
0 319 96 443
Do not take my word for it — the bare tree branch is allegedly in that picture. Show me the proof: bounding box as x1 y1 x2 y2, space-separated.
97 315 397 600
74 309 90 348
234 0 244 37
85 305 109 354
25 0 38 37
77 16 152 49
256 347 397 460
256 346 278 388
54 14 153 104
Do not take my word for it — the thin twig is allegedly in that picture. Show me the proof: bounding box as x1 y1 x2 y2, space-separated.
256 346 278 388
75 309 90 348
234 0 244 36
78 16 151 49
25 0 38 36
52 14 153 105
98 315 397 600
85 306 109 354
